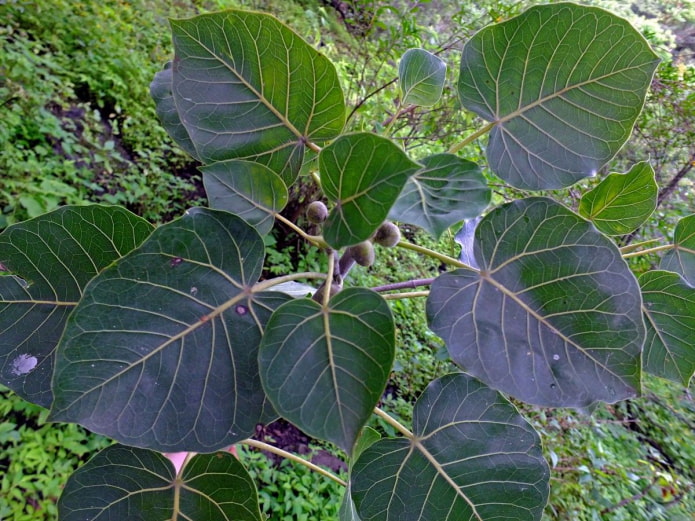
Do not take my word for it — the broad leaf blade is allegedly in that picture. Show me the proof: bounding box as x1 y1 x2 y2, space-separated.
389 153 490 238
427 197 645 407
399 48 447 107
171 11 345 184
579 162 657 235
0 206 152 407
458 3 659 190
640 270 695 386
321 133 419 249
351 373 550 521
201 159 288 236
660 214 695 285
59 445 262 521
50 208 280 451
259 288 395 453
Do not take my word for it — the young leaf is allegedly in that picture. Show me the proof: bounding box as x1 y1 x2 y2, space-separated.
0 206 152 408
170 10 345 184
50 208 290 451
427 198 645 408
201 159 288 236
351 373 550 521
399 48 447 107
321 133 419 249
259 288 395 453
458 3 659 190
640 270 695 386
389 153 490 238
660 214 695 285
579 162 657 235
58 445 262 521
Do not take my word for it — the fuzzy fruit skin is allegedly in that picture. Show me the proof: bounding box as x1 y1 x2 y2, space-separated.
373 221 401 247
306 201 328 224
347 241 375 267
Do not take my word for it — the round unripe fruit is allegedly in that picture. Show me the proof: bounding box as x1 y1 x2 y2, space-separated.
372 221 401 247
306 201 328 224
347 241 375 267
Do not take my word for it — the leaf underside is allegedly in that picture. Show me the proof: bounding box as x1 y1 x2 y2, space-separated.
660 214 695 286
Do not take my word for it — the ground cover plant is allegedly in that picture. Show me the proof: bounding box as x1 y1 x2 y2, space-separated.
1 2 694 520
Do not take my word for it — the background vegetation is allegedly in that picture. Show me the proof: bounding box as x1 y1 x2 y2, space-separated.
0 0 693 519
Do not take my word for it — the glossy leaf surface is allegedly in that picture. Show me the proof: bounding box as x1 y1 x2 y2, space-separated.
351 373 550 521
640 270 695 386
59 445 262 521
579 162 657 235
201 159 288 236
51 208 289 451
427 198 644 407
389 153 490 238
321 133 419 249
458 3 659 190
259 288 395 453
0 206 152 407
171 10 345 183
660 214 695 285
399 48 446 106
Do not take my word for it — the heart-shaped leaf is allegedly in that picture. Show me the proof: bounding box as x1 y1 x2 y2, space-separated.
59 445 262 521
259 288 395 453
579 162 657 235
458 3 660 190
171 10 345 184
201 159 288 236
50 208 290 451
321 133 420 249
427 197 645 408
640 270 695 386
0 206 152 407
389 153 490 238
660 214 695 285
351 373 550 521
399 48 447 107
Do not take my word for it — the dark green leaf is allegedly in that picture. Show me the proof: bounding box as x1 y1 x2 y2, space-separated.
660 214 695 285
259 288 395 453
427 197 644 407
171 10 345 184
399 48 447 106
201 159 288 236
579 162 657 235
0 206 152 407
458 3 659 190
389 154 490 238
50 209 287 451
351 373 550 521
59 445 262 521
640 270 695 386
321 133 419 249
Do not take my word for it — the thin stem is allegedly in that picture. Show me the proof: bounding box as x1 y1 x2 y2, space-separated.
382 290 429 300
619 238 662 254
274 214 327 248
622 244 673 259
372 277 434 293
323 250 335 307
241 439 346 487
448 120 496 154
305 140 322 154
373 407 414 439
252 272 326 292
398 240 475 271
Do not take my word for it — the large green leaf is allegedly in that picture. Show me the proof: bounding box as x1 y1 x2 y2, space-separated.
339 427 380 521
458 3 659 190
170 10 345 184
59 445 262 521
259 288 395 453
640 270 695 386
321 133 420 249
50 208 290 451
579 162 657 235
351 373 550 521
399 48 447 107
201 159 288 236
0 206 152 408
389 153 490 238
660 214 695 285
427 197 644 408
